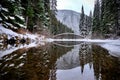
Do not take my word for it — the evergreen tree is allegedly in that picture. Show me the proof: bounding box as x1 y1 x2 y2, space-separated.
0 0 73 35
87 11 92 37
50 0 57 15
79 6 86 37
92 0 100 34
0 0 25 30
100 0 119 37
21 0 50 32
116 0 120 36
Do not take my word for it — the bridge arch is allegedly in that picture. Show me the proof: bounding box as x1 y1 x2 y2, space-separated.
53 33 83 39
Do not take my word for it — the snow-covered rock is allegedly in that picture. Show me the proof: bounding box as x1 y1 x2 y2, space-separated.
56 10 80 35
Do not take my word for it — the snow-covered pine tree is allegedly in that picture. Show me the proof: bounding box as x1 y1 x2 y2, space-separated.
87 11 92 38
100 0 119 37
92 0 100 34
116 0 120 36
50 0 57 15
79 6 86 37
20 0 51 32
0 0 25 30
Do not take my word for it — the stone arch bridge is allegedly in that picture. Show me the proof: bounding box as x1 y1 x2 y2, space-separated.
53 33 83 39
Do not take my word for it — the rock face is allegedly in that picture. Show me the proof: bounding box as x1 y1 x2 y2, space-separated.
56 10 80 35
56 45 80 69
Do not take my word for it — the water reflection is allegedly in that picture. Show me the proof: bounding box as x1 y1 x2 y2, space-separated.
0 42 120 80
0 43 73 80
56 43 94 80
92 45 120 80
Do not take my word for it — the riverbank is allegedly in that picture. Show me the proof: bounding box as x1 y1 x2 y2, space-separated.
0 25 45 45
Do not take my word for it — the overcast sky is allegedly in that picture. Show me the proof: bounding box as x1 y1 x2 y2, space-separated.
57 0 95 15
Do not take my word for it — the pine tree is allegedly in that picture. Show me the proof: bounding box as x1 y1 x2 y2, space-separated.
50 0 57 15
79 5 86 37
100 0 119 37
0 0 25 30
92 0 100 34
20 0 51 32
116 0 120 36
87 11 92 37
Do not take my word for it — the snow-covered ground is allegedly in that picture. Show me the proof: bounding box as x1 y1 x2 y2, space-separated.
0 24 45 42
0 25 19 39
100 43 120 57
0 24 46 58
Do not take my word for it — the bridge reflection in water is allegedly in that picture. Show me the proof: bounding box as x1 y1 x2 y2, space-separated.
51 32 92 47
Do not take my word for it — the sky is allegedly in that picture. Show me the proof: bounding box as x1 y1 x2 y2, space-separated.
57 0 95 15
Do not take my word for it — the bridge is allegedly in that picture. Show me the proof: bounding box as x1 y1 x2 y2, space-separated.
50 33 85 47
53 33 84 39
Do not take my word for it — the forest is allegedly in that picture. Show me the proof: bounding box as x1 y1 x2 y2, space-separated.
92 0 120 38
79 0 120 39
0 1 120 80
0 0 73 38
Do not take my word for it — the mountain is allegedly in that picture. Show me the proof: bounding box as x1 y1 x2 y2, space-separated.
56 45 80 69
56 10 80 35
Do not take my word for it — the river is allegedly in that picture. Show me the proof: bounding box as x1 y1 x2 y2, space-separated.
0 40 120 80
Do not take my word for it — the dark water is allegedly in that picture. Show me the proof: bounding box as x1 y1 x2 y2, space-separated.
0 42 120 80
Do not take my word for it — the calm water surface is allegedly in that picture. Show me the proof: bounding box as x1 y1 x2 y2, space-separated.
0 42 120 80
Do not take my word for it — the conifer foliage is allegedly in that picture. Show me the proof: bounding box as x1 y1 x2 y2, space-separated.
79 6 92 38
0 0 73 35
93 0 120 37
0 0 25 30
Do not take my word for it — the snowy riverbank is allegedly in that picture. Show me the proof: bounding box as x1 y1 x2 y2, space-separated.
0 24 45 43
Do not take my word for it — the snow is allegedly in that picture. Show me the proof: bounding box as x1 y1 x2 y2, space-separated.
9 16 15 20
1 24 120 58
0 24 40 40
47 38 120 44
1 7 8 12
0 24 18 38
0 24 47 58
43 38 54 42
56 10 80 35
100 44 120 57
0 17 2 21
15 63 24 68
2 13 8 20
0 42 40 59
16 23 27 28
9 64 14 67
50 38 120 57
15 15 24 21
17 63 24 67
